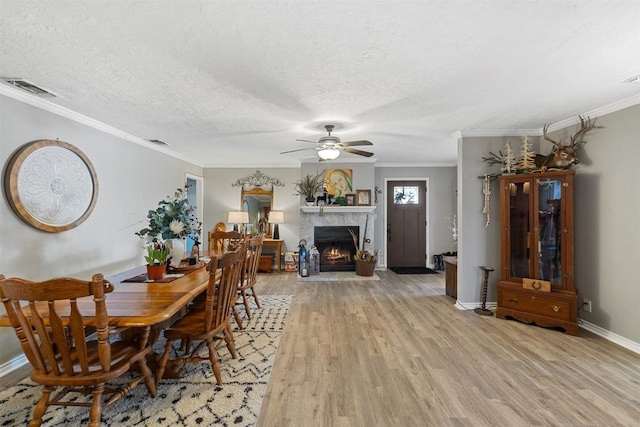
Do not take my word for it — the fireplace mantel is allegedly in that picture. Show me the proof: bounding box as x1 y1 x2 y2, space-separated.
300 206 376 213
299 206 376 254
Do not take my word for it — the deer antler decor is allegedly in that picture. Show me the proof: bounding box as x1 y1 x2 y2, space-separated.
537 115 601 171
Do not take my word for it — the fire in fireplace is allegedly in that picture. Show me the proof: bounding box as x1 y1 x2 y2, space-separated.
314 226 359 272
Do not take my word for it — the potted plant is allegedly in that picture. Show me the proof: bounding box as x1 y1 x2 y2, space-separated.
136 185 202 267
145 242 170 280
293 172 325 205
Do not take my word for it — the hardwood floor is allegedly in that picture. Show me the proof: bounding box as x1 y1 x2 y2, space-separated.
256 271 640 427
3 271 639 426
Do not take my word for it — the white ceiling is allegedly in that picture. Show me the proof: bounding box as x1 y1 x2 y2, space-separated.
1 1 639 167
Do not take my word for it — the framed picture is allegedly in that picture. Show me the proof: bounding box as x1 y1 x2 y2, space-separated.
356 189 371 206
346 193 356 206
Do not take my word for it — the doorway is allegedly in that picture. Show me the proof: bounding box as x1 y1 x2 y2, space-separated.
386 179 428 268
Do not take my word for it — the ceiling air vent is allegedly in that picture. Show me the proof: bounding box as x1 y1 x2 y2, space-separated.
149 139 169 146
2 78 57 97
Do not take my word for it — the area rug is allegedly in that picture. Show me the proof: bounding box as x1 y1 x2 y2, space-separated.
0 295 292 427
389 267 438 274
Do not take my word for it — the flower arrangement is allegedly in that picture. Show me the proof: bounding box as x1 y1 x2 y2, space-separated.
293 172 325 200
136 186 202 241
144 242 170 266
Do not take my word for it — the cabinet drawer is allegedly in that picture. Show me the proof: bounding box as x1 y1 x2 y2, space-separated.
499 289 572 321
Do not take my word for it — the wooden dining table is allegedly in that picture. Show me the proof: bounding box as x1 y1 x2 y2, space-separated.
0 261 217 377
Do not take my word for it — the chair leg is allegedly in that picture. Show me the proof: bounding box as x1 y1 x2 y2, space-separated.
155 339 175 386
29 386 52 427
205 340 223 385
138 357 158 397
232 306 243 330
89 383 105 427
241 290 252 320
250 286 261 309
224 325 238 359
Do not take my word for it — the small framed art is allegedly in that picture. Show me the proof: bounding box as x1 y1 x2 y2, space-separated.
346 193 356 206
356 189 371 206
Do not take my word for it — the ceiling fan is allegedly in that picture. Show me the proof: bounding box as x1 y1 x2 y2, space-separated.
280 125 374 160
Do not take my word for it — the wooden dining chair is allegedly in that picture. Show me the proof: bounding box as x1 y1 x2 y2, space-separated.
208 230 244 255
155 245 245 386
0 273 157 427
235 234 264 328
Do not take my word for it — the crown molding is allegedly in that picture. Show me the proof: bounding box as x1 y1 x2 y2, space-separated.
0 83 204 167
375 162 457 168
456 92 640 137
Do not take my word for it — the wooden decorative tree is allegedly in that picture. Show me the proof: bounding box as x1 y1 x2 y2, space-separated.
518 135 536 172
503 140 516 174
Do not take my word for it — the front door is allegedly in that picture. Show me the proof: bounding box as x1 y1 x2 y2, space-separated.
387 180 427 267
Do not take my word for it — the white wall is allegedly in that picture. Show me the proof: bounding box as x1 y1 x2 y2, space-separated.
374 166 457 268
572 104 640 342
0 95 203 365
202 167 300 254
457 104 640 346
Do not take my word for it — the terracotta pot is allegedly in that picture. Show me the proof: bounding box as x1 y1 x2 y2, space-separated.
146 264 166 280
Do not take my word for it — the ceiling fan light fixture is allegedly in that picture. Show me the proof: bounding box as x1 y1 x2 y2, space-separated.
318 147 340 160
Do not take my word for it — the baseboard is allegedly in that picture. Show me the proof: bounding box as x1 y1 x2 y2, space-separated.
0 353 28 378
579 319 640 355
454 301 497 311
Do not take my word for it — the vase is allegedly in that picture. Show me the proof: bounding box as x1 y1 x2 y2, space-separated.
146 264 166 280
166 238 185 267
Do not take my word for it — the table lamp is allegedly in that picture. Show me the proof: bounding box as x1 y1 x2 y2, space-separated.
228 211 249 233
268 211 284 239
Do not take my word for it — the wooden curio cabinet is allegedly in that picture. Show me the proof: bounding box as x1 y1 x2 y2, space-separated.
496 170 578 335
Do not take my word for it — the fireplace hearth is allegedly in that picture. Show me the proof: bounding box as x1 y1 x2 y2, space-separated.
314 226 359 272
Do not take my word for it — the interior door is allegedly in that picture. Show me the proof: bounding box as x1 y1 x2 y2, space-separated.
387 180 426 267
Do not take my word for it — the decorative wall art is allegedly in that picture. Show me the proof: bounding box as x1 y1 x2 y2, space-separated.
231 169 284 190
324 168 353 198
3 139 98 232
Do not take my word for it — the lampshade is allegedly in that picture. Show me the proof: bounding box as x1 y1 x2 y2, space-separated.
268 211 284 224
318 147 340 160
228 211 248 224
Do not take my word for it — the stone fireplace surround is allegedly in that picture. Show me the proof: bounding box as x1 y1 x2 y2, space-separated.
299 207 376 259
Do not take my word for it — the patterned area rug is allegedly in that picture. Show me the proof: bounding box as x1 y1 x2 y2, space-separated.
0 295 292 426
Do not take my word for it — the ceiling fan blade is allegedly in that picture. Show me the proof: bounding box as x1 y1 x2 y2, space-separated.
280 147 317 154
342 147 374 157
340 139 373 147
295 138 319 144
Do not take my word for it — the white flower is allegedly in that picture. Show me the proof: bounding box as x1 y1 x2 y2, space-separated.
169 220 185 236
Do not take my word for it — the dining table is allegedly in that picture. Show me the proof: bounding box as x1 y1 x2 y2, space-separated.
0 259 218 378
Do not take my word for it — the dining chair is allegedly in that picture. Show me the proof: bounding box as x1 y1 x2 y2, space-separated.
0 273 157 427
155 245 245 386
235 234 264 328
208 229 243 255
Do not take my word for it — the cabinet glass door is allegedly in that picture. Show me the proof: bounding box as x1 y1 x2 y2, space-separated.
508 181 531 279
536 178 563 284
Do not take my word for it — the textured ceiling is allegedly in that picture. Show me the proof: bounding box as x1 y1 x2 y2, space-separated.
1 1 639 167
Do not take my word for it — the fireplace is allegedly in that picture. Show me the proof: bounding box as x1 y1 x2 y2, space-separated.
314 226 359 272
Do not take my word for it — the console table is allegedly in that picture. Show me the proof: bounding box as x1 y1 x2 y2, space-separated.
263 238 283 272
445 258 457 299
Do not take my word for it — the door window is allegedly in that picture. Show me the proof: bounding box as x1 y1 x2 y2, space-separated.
393 186 419 204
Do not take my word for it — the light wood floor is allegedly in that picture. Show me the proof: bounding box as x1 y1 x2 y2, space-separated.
3 271 639 426
256 271 640 427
